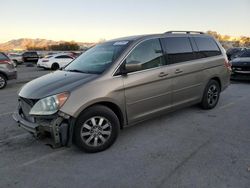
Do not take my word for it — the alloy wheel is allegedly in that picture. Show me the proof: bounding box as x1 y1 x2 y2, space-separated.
0 76 6 89
80 116 112 147
207 84 219 106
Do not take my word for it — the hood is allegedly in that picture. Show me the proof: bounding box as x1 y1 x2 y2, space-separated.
231 57 250 65
19 70 99 99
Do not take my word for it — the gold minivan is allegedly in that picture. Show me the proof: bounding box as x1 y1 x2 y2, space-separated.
13 31 231 152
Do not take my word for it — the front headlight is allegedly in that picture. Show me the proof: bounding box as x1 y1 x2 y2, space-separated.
29 92 69 115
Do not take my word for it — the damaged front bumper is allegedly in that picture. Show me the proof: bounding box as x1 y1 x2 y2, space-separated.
12 108 75 148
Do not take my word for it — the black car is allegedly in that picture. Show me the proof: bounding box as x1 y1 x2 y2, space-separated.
226 47 246 60
231 49 250 80
22 51 39 63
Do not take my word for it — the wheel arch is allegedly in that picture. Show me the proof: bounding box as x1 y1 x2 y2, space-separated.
0 71 8 80
210 77 221 90
75 101 126 129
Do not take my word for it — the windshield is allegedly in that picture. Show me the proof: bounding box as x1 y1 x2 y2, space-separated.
239 50 250 58
65 41 131 74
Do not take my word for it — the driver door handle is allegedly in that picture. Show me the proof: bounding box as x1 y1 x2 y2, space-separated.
159 72 168 77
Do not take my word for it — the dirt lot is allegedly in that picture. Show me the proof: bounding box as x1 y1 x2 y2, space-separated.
0 66 250 188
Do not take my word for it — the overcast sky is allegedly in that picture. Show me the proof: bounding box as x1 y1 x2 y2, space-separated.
1 0 249 43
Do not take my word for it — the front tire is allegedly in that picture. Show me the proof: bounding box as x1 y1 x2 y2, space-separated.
74 105 120 153
0 74 7 89
200 79 220 109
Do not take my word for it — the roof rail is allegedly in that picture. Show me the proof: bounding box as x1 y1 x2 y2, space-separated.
165 31 205 34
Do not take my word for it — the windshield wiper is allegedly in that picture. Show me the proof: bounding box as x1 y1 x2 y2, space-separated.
66 69 85 73
66 69 100 74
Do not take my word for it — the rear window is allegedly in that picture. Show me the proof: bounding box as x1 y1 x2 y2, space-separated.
194 37 221 58
163 37 196 64
23 52 38 57
0 53 9 61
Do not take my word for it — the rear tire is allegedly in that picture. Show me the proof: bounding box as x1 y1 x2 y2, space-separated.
0 74 7 89
74 105 120 153
51 63 59 70
200 79 220 109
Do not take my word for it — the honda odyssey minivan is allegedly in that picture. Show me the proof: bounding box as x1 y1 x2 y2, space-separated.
13 31 231 152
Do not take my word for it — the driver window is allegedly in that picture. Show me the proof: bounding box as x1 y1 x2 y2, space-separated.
126 38 165 73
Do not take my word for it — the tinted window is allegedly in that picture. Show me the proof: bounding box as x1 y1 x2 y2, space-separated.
194 37 221 58
239 50 250 57
125 39 165 72
163 37 195 64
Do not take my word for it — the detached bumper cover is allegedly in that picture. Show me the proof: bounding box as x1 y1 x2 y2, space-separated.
12 108 75 147
13 112 39 135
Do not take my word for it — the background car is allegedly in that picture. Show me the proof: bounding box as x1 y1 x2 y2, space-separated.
22 51 39 63
231 48 250 80
0 52 17 89
67 51 82 58
8 53 23 65
226 47 246 60
37 54 74 70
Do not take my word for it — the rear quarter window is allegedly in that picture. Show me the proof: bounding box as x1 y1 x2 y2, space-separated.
194 37 221 58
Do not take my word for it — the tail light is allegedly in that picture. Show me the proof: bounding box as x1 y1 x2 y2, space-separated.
224 59 232 71
0 60 12 65
0 60 15 69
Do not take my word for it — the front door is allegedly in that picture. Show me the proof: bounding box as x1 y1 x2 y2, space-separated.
122 38 172 123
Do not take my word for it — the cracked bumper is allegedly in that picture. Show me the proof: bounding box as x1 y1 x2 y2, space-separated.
12 112 39 135
12 109 75 148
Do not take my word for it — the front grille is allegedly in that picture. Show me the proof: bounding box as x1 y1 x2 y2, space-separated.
19 97 36 123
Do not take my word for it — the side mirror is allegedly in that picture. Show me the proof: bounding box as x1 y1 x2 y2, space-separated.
124 61 142 73
117 61 142 76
